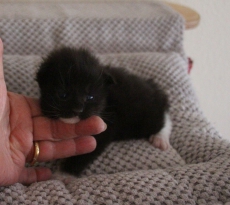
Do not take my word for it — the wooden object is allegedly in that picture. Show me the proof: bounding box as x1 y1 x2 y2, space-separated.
166 2 200 29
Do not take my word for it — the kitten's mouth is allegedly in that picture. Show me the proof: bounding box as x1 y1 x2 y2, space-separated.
60 116 81 124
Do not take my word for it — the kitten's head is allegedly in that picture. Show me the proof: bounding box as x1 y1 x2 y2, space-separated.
36 47 114 123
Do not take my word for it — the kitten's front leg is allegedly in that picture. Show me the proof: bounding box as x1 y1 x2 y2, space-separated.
61 127 114 176
149 113 172 151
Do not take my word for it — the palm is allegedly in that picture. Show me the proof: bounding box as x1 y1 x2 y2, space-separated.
0 73 34 184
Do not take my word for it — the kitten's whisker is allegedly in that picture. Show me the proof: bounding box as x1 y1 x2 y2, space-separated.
100 116 114 124
51 101 61 110
68 64 74 81
58 68 65 88
45 110 59 115
93 110 115 124
50 97 61 108
41 110 60 118
41 108 57 112
43 93 62 108
44 101 61 112
96 66 104 83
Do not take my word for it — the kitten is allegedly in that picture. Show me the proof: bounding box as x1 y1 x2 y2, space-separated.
36 47 172 176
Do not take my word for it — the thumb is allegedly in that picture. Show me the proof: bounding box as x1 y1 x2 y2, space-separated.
0 38 8 120
0 38 4 80
19 167 52 185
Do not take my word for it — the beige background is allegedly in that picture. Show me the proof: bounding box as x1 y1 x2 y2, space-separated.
161 0 230 141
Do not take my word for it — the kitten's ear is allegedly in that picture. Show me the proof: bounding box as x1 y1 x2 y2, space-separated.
103 68 116 85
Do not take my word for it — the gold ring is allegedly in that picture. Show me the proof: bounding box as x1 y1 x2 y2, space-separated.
30 142 40 166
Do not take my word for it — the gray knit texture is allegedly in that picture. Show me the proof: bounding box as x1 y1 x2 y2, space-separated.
1 1 230 205
1 51 230 204
0 1 185 59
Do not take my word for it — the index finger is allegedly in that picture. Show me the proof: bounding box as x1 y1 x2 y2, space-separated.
0 38 4 80
25 96 107 141
33 115 106 141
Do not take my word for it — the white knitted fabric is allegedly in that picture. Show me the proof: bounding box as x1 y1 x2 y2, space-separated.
1 51 230 204
1 1 230 204
0 1 185 59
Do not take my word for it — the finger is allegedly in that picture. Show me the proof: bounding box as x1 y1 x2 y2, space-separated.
25 97 42 117
19 167 52 185
33 115 106 141
0 39 8 121
0 38 4 80
25 96 107 140
27 136 96 163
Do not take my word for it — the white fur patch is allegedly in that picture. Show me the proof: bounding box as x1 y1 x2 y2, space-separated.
149 113 172 151
60 116 80 124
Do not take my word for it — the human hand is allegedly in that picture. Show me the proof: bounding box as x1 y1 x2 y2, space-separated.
0 39 106 186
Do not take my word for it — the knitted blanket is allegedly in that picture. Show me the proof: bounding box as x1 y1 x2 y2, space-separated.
0 1 185 58
1 51 230 204
1 1 230 204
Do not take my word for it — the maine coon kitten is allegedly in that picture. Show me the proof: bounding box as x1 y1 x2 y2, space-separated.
36 47 172 176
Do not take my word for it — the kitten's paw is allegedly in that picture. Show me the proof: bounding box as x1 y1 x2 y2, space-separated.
149 113 172 151
149 135 170 151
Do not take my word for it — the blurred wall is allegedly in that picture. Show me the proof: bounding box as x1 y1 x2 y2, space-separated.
162 0 230 140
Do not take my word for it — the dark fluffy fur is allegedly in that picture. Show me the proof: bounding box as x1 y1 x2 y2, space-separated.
36 47 169 176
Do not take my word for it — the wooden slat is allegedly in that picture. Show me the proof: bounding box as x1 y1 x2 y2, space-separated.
166 2 200 29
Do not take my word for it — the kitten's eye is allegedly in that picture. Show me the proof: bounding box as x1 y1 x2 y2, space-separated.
86 95 94 101
58 91 68 99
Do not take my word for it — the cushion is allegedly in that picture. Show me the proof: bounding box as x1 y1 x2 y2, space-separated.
0 1 185 58
1 51 230 204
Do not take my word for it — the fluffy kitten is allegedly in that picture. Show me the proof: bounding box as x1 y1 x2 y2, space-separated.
36 47 172 176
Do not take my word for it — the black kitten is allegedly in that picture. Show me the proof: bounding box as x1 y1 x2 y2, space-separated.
36 47 172 176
